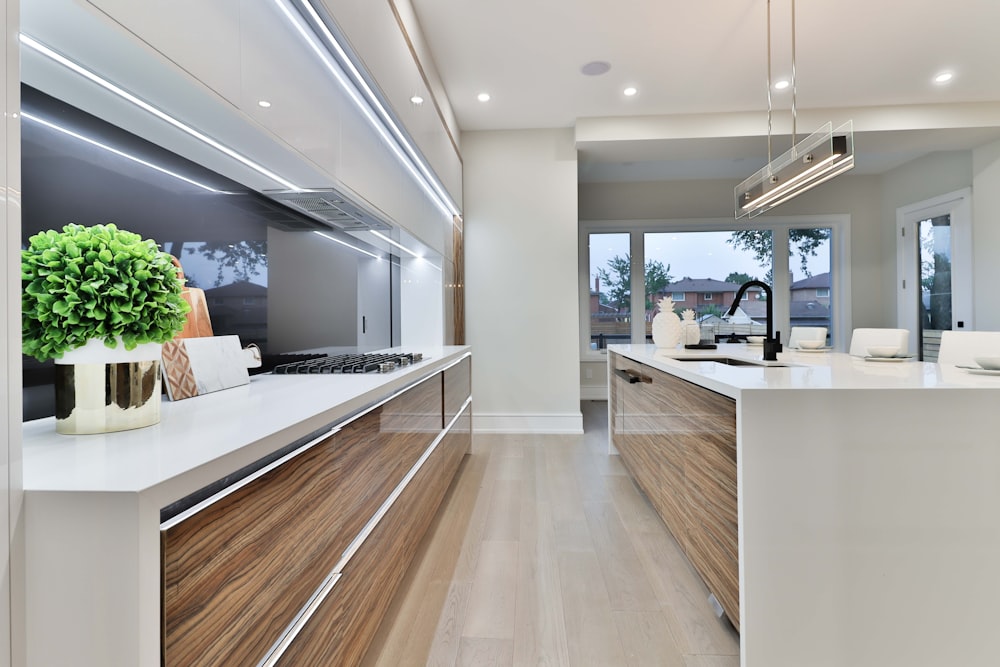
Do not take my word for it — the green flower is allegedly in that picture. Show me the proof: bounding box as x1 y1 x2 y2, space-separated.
22 223 191 361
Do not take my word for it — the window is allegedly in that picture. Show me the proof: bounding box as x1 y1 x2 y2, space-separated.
580 217 850 355
587 232 630 349
243 296 256 305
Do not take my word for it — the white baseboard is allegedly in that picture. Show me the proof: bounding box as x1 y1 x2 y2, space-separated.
473 412 584 434
580 385 608 401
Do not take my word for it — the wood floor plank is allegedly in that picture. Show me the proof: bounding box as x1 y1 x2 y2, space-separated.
584 500 661 612
613 610 687 667
452 440 500 583
557 549 628 666
543 442 587 523
456 637 514 667
462 540 518 639
426 581 472 667
513 499 571 667
482 479 522 541
682 656 741 667
606 473 671 536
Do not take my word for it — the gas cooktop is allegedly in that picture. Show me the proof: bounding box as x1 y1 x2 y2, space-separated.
271 352 423 375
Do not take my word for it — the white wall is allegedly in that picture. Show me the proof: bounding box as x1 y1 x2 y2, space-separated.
463 129 582 433
880 151 973 319
972 139 1000 330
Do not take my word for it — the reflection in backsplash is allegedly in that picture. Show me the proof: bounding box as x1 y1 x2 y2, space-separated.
19 85 414 419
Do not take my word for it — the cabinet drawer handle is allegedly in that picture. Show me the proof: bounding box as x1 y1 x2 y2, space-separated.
615 368 652 384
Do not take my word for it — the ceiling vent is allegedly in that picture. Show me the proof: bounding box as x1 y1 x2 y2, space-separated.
264 189 391 232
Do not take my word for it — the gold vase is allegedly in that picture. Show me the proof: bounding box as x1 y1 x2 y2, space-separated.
54 339 163 435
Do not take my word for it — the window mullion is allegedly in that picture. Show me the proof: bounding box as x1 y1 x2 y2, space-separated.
630 231 645 345
771 226 791 343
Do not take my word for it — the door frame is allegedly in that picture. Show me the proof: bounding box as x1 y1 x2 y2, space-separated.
896 188 973 355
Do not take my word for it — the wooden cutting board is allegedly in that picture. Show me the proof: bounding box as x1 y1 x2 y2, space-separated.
171 255 214 339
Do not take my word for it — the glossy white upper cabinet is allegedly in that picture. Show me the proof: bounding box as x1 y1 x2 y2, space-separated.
21 0 462 256
86 0 243 108
323 0 463 209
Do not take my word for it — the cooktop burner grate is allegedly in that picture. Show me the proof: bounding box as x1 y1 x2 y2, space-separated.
271 352 423 375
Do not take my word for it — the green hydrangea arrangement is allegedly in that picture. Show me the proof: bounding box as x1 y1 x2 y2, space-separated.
22 223 191 361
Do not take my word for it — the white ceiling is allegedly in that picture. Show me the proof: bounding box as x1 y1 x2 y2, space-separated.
407 0 1000 180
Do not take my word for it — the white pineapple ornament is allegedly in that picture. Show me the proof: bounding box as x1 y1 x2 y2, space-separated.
681 309 701 345
651 296 682 348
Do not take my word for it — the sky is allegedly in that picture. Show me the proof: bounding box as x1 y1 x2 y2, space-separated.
588 230 829 290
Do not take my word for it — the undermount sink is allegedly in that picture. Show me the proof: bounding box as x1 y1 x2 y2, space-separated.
675 357 791 368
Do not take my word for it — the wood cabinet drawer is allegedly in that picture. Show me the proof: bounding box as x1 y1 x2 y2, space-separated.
444 355 471 424
161 373 445 667
278 403 471 664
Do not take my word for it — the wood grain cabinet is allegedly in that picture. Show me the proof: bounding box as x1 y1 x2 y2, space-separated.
161 360 472 666
610 352 739 630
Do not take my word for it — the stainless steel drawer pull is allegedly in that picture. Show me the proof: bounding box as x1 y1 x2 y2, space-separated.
615 368 652 384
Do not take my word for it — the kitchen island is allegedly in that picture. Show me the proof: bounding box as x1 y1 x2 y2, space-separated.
609 343 1000 667
23 346 471 667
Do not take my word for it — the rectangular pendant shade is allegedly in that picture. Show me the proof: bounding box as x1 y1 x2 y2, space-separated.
735 121 854 219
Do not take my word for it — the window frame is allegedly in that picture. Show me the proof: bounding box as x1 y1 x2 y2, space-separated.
579 215 852 361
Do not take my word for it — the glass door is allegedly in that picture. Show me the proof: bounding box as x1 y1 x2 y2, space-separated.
897 189 972 360
918 215 952 361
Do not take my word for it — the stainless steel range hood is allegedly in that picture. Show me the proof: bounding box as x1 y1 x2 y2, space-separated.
264 188 392 232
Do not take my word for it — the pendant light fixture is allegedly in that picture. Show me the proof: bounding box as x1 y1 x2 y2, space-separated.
735 0 854 219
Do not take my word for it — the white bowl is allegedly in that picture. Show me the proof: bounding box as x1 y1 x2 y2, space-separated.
798 339 826 349
974 356 1000 370
867 346 901 358
746 336 765 344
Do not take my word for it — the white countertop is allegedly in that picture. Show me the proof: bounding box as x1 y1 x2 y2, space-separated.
609 343 998 399
23 346 471 502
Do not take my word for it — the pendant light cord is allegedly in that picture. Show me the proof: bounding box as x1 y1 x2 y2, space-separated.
791 0 797 145
766 0 773 166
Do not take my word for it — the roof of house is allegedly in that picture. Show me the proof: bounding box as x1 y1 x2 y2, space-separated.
739 299 831 320
203 280 268 297
661 278 750 293
791 272 831 290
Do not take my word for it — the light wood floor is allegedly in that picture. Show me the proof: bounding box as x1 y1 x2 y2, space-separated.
360 400 739 667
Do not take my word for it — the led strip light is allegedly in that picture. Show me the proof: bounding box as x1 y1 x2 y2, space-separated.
272 0 460 219
21 111 225 193
313 230 383 260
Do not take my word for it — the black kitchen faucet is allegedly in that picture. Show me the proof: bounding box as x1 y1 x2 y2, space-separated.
726 280 782 361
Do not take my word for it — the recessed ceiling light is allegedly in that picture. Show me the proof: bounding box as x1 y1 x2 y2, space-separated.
477 92 491 102
934 71 954 84
257 100 272 108
774 79 790 90
581 61 611 76
623 86 638 97
410 95 424 105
